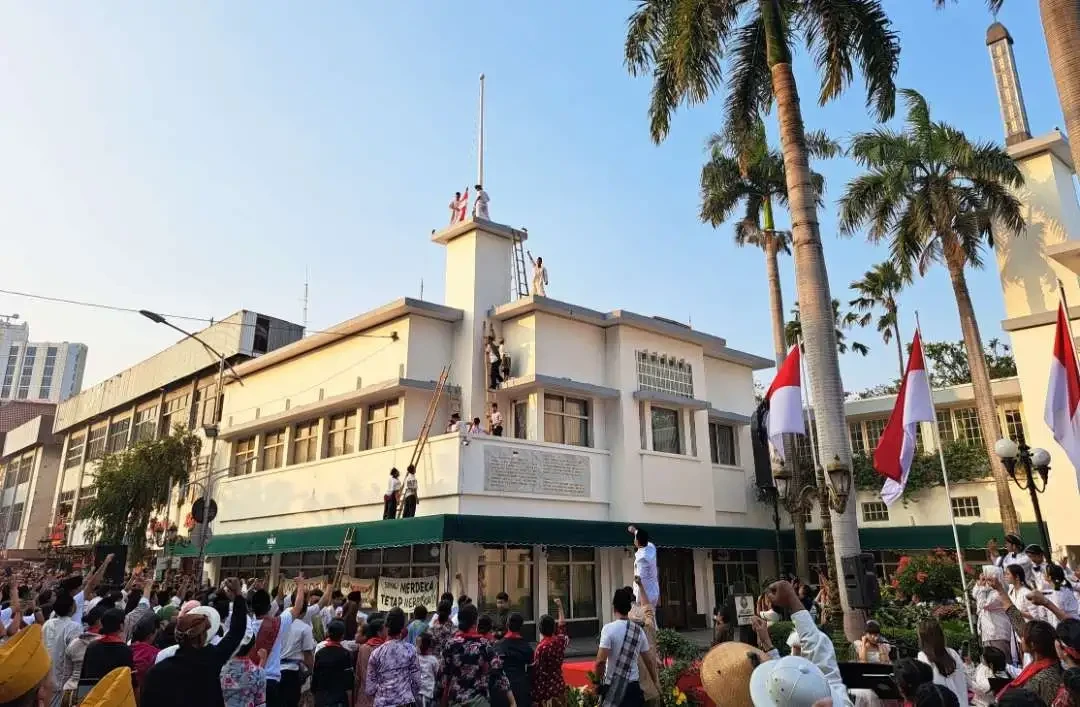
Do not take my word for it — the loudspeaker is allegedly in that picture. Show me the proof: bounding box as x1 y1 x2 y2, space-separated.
93 544 127 587
841 553 880 609
749 413 773 488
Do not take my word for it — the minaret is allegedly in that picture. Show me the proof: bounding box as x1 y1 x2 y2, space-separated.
986 22 1032 145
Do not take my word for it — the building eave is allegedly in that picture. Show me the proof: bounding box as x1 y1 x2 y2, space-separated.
844 377 1022 418
632 389 711 411
497 374 621 400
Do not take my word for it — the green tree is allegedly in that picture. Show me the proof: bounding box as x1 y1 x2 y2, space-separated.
849 262 909 377
922 339 1018 388
852 381 901 400
786 300 869 356
839 88 1025 534
77 428 201 562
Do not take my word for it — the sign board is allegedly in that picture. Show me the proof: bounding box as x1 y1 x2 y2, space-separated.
734 593 756 626
377 576 439 612
483 446 590 497
339 576 377 608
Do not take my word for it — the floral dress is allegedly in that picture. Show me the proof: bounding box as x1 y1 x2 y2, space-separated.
531 623 570 704
221 657 267 707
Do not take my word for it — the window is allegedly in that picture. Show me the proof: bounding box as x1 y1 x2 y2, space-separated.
1003 408 1026 446
220 554 274 581
86 426 108 461
38 347 57 399
65 434 85 469
253 316 271 354
16 346 36 398
261 429 286 471
951 496 981 518
849 423 866 456
354 544 442 580
280 550 339 580
2 467 15 488
709 422 737 465
15 453 33 484
1 346 18 397
546 547 597 619
712 549 760 607
133 406 158 442
650 406 680 454
862 501 890 522
106 417 131 453
7 503 24 533
233 437 257 476
864 418 888 451
79 483 97 502
795 420 819 465
937 411 955 444
915 424 926 454
871 550 904 581
479 545 534 621
953 408 983 446
160 394 190 437
635 350 694 398
327 411 357 457
543 395 589 447
366 399 402 449
292 420 319 464
512 400 528 440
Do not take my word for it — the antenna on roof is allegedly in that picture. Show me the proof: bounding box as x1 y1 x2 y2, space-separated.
302 267 310 333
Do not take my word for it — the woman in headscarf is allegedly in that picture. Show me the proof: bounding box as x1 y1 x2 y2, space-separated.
140 578 248 707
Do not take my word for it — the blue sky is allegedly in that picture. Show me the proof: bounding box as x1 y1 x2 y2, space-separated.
0 1 1069 394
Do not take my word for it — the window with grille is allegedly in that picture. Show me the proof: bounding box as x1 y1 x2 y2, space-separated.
849 423 866 456
512 400 528 440
650 405 680 454
79 483 97 502
261 429 286 471
862 501 890 522
951 496 981 518
864 418 888 451
233 437 256 476
160 394 190 437
292 420 319 464
937 411 955 444
133 406 158 442
2 467 15 488
64 434 85 469
327 411 357 457
86 426 108 461
479 545 534 621
16 347 36 398
15 453 33 484
220 554 274 581
546 547 598 619
712 549 761 607
7 503 24 533
354 544 442 581
1 346 18 397
1003 408 1025 446
366 399 401 449
280 550 340 581
106 418 131 454
953 408 983 446
544 395 590 447
635 350 694 398
709 422 737 465
38 347 57 399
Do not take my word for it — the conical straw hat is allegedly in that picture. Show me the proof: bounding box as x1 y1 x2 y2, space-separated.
700 641 767 707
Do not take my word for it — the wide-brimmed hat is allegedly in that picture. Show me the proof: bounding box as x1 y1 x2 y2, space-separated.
750 655 832 707
700 642 766 707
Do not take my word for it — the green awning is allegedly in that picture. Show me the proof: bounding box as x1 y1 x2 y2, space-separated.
179 514 778 557
780 522 1046 551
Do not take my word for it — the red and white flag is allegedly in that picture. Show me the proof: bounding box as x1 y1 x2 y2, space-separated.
1045 301 1080 478
754 344 805 461
875 331 935 506
455 188 469 223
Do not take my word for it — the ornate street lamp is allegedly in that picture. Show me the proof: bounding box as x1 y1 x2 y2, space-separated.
994 439 1052 552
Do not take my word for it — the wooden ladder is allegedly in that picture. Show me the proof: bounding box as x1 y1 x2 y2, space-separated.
396 364 451 517
331 526 355 586
511 229 530 299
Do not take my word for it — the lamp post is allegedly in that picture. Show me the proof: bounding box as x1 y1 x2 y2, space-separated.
140 310 242 585
994 439 1052 553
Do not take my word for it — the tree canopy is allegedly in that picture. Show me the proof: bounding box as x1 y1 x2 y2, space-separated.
922 338 1018 388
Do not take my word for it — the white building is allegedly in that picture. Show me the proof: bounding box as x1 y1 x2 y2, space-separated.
0 414 62 556
0 318 88 404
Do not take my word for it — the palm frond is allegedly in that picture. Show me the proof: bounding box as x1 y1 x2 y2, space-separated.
625 0 673 75
805 129 844 159
929 0 1005 15
722 12 775 152
899 88 933 147
699 150 747 226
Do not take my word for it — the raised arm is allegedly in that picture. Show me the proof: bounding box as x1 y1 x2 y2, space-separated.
290 575 308 620
211 579 249 666
989 577 1027 637
1027 590 1069 622
84 553 114 597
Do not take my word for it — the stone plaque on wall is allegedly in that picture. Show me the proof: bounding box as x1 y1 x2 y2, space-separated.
483 446 590 497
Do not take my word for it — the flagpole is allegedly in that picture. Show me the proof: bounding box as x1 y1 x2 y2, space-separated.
477 73 485 186
1057 279 1080 373
796 336 824 473
916 311 975 633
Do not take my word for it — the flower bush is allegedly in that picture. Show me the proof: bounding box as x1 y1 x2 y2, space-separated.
892 550 975 602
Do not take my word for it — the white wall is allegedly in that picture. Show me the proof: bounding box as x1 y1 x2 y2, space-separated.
533 313 607 384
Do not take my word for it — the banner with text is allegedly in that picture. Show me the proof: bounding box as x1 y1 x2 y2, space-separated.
376 576 438 612
340 576 377 608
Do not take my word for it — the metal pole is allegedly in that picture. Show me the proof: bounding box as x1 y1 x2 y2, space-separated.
1026 464 1052 552
195 354 225 586
477 73 485 187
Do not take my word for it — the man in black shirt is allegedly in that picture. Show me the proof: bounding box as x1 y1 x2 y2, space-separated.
312 620 354 707
80 608 135 690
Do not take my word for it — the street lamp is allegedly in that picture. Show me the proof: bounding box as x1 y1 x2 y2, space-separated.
140 309 243 585
994 439 1053 553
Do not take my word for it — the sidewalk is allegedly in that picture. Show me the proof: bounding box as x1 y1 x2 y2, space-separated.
565 628 713 658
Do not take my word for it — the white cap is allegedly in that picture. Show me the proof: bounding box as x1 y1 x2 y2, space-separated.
188 606 221 647
749 655 831 707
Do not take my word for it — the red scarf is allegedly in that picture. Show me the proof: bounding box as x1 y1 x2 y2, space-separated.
98 633 125 645
457 629 484 639
324 640 342 649
503 631 523 640
366 636 387 649
997 657 1059 700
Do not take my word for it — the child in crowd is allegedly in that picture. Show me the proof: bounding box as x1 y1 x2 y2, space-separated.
967 646 1012 707
416 632 439 707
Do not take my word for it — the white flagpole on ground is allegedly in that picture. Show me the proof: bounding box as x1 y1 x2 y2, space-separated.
916 311 974 633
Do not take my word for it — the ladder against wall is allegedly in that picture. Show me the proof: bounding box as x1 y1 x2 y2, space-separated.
397 364 451 516
511 228 529 299
331 526 355 586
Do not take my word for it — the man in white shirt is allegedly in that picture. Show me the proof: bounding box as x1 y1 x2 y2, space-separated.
473 184 490 220
628 526 660 616
595 586 657 707
446 413 462 434
527 251 548 297
489 404 504 437
384 468 402 520
252 579 308 706
280 617 316 707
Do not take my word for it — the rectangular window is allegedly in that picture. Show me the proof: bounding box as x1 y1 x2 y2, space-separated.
219 554 274 581
15 454 33 484
233 437 257 476
16 346 36 398
366 399 401 449
86 426 108 461
2 467 16 488
953 408 983 446
106 417 131 453
546 547 597 619
635 350 694 398
292 420 319 464
1 346 18 397
279 549 338 579
712 549 761 607
7 503 24 532
849 423 866 456
864 418 888 451
650 406 680 454
38 347 57 399
79 483 97 502
1003 408 1026 446
708 422 737 465
937 411 955 444
261 429 286 471
64 434 85 469
327 411 357 457
479 545 534 621
951 496 981 518
513 400 528 440
543 395 590 447
160 394 190 437
861 501 890 522
133 406 158 442
353 544 442 583
253 316 271 354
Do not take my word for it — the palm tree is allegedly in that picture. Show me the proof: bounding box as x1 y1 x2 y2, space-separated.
786 300 870 356
625 0 900 639
700 122 840 583
849 262 909 377
936 0 1080 181
839 88 1025 533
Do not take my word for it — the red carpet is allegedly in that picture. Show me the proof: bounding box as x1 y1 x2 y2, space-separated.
562 659 595 688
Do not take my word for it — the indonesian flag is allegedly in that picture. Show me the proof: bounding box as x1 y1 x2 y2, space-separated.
875 331 935 506
753 344 805 461
456 187 469 222
1044 301 1080 479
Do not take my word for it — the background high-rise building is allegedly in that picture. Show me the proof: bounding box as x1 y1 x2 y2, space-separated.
0 316 88 404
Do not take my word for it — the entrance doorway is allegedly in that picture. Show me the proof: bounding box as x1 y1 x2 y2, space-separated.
657 548 698 629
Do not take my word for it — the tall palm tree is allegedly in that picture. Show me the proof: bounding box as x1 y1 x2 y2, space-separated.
839 88 1024 533
625 0 900 638
700 122 840 582
786 300 870 356
849 262 909 377
936 0 1080 180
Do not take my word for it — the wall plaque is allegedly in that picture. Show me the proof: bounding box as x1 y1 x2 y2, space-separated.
483 446 590 497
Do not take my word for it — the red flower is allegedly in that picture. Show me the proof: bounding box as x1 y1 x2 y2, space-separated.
891 578 900 589
898 556 911 571
916 571 929 582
